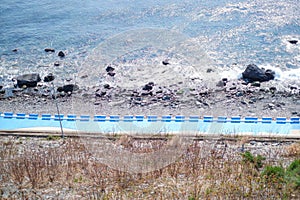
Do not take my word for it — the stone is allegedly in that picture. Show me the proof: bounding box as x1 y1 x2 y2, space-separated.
45 48 55 52
0 85 2 90
103 84 110 89
265 69 275 80
268 103 275 109
54 61 60 66
143 82 154 91
288 40 298 44
107 72 116 76
241 101 247 105
222 78 228 82
12 49 18 52
43 73 55 82
290 85 297 90
251 81 261 87
242 64 275 82
270 87 277 92
15 73 41 88
106 65 115 72
206 68 214 73
95 91 106 97
235 91 244 97
57 84 79 93
162 60 170 65
162 95 171 101
58 51 65 57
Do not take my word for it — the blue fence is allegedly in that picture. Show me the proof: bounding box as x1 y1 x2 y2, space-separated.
0 112 299 136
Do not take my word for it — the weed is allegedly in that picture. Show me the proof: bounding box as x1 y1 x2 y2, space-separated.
46 135 61 140
241 151 265 170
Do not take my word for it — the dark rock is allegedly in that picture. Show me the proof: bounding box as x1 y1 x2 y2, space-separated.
43 73 55 82
162 95 171 101
235 91 244 97
12 49 18 52
15 73 41 88
96 91 106 97
206 68 214 73
290 85 297 90
203 102 210 107
222 78 228 83
54 61 60 66
58 51 65 57
268 103 275 109
288 40 298 44
241 101 247 105
0 85 2 90
107 72 116 77
45 48 55 52
143 82 154 91
162 60 170 65
270 87 277 92
242 64 275 82
94 102 101 105
57 84 79 93
106 65 115 72
103 84 110 89
265 69 275 80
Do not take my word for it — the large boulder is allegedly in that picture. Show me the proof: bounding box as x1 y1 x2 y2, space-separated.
15 73 41 88
242 64 275 82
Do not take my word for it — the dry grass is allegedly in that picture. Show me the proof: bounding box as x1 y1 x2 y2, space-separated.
0 136 299 199
285 142 300 157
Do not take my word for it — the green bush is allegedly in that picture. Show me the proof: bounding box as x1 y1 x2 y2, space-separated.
241 151 265 170
286 159 300 189
261 166 285 183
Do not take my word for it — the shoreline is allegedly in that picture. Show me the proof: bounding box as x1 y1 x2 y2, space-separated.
1 76 299 118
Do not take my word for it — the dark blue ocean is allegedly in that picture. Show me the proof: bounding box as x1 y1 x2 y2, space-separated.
1 0 299 88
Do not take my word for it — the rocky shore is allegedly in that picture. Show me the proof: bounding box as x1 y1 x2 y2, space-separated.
0 61 299 118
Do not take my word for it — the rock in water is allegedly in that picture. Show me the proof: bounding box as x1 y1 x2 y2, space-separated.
58 51 65 57
45 48 55 52
242 64 275 82
54 61 60 66
162 59 170 65
106 65 115 72
288 40 298 44
15 73 41 88
265 69 275 80
43 73 55 82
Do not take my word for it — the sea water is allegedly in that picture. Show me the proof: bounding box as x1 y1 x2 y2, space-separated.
0 0 299 88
